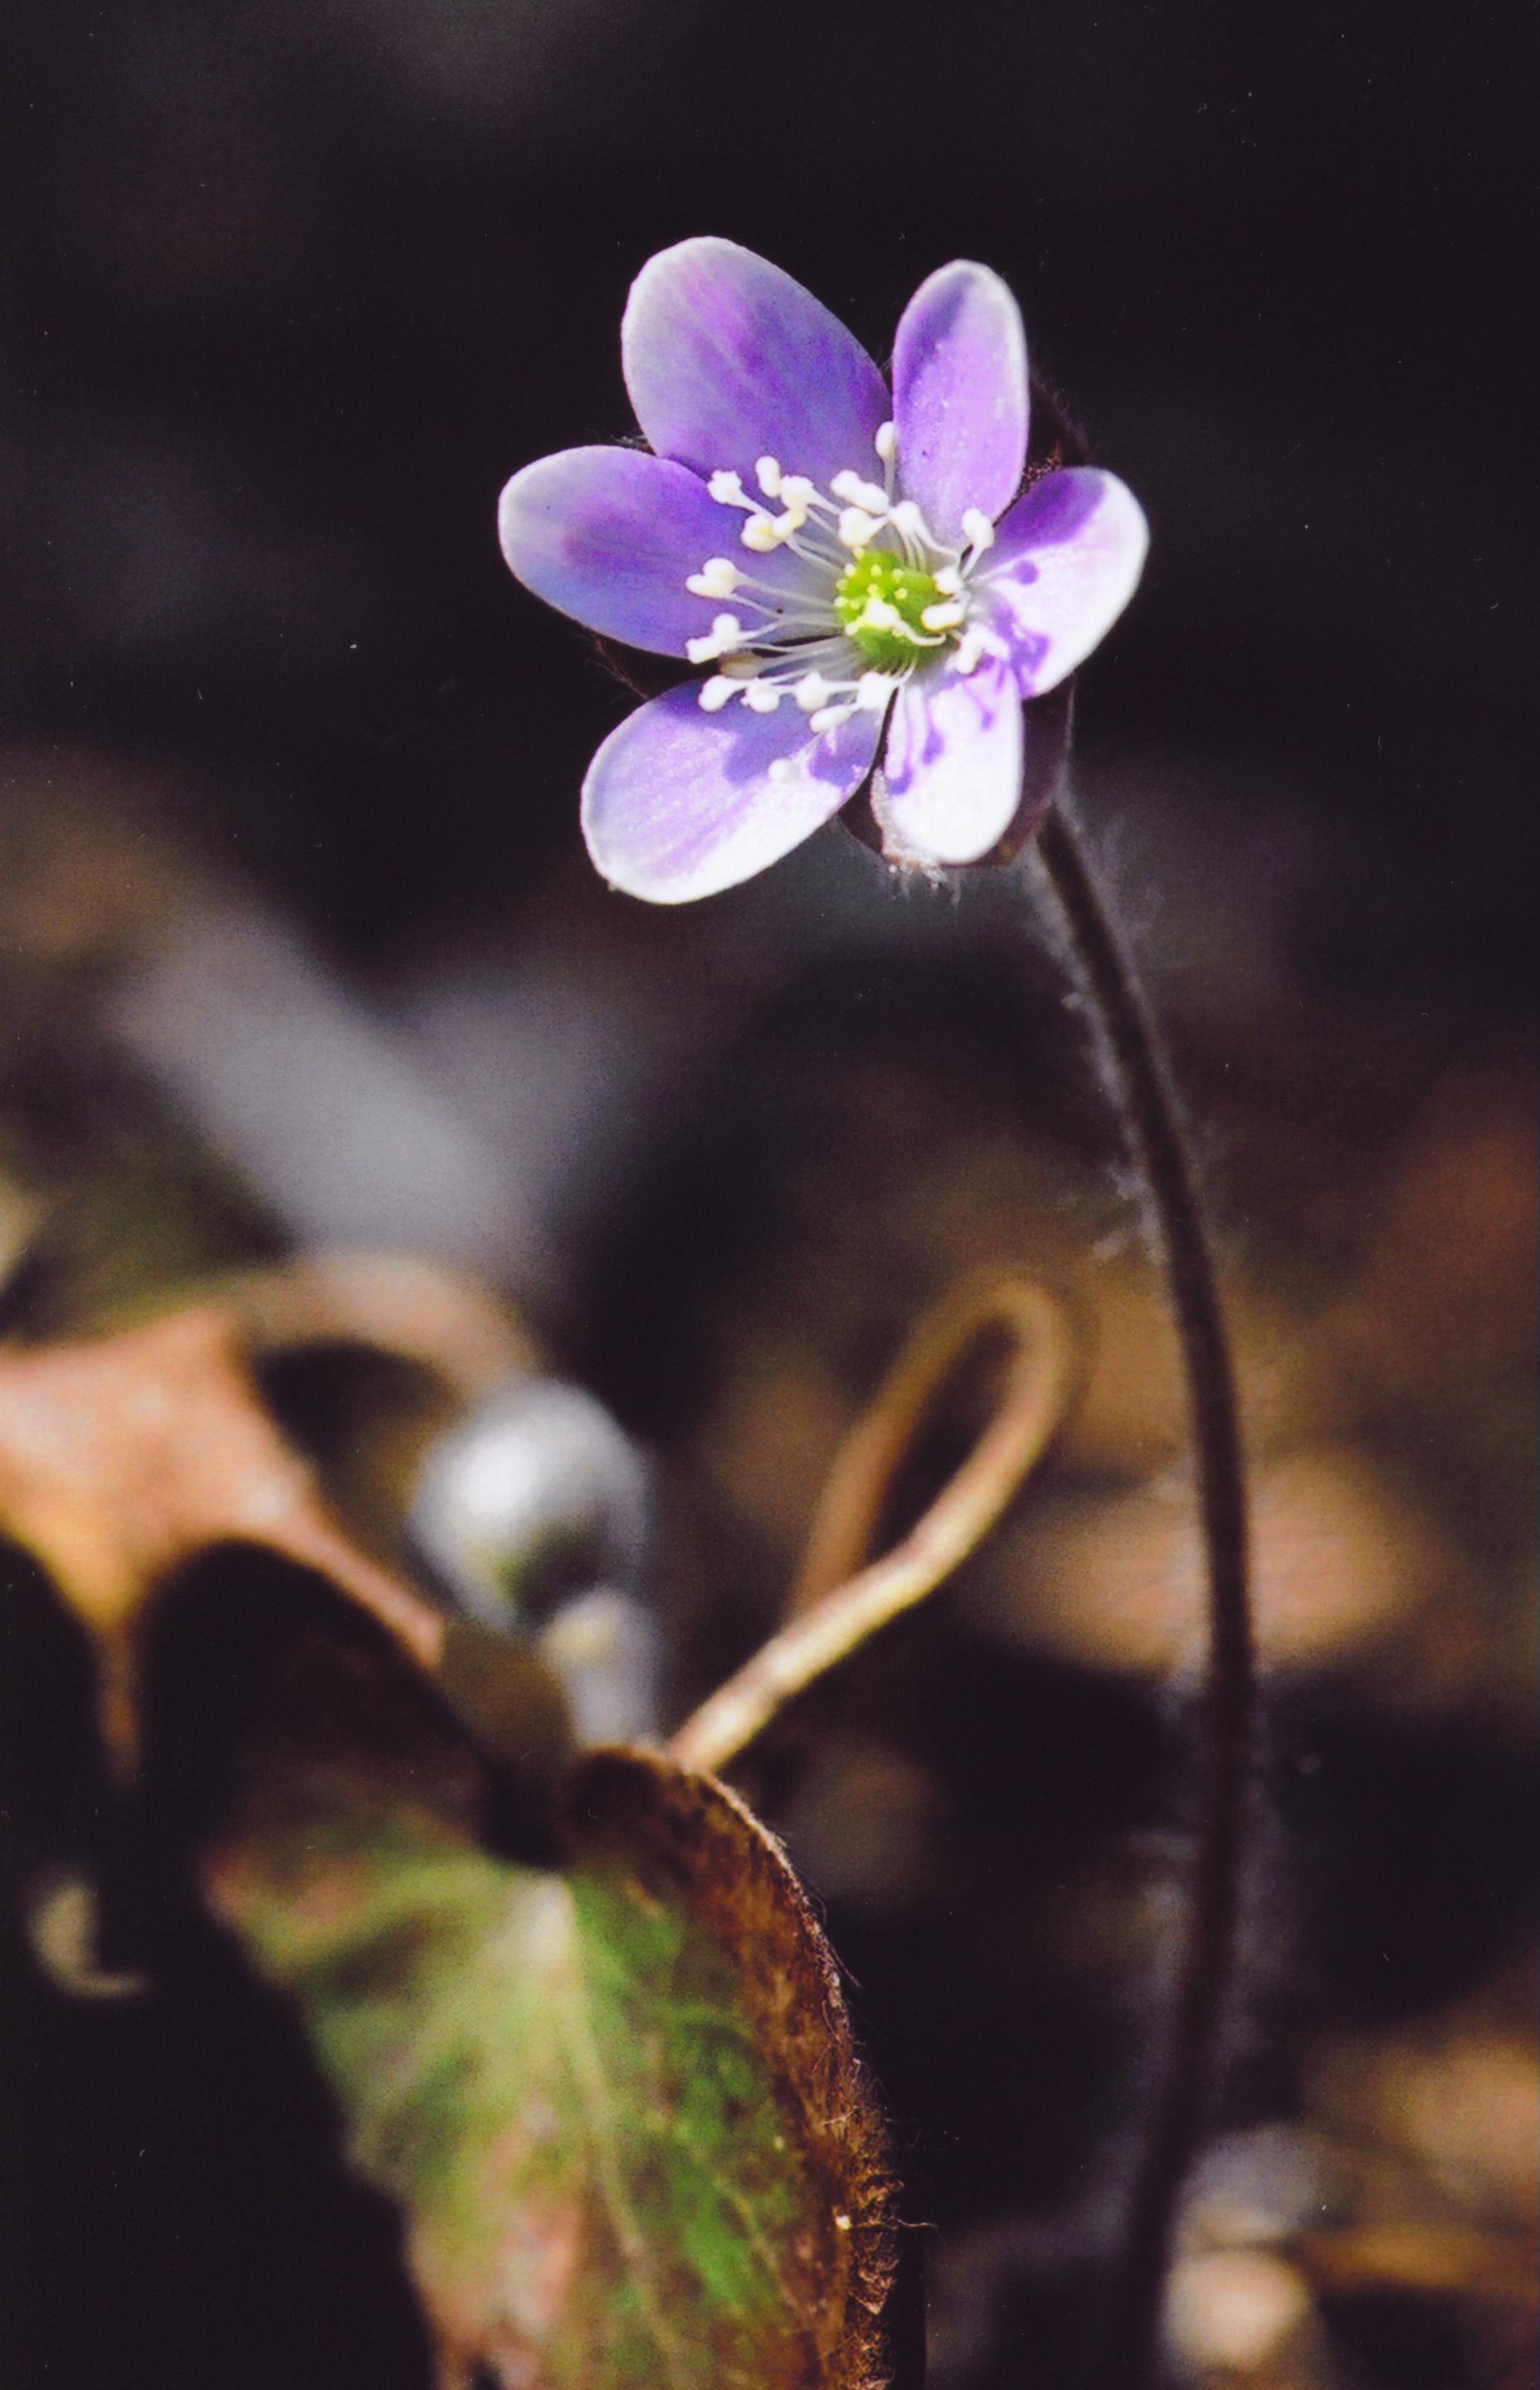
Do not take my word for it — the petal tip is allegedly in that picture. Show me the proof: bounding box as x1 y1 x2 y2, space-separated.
621 237 886 490
892 259 1030 542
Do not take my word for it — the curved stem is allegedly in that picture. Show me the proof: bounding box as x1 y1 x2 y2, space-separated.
1031 801 1256 2390
789 1275 1077 1621
670 1275 1077 1778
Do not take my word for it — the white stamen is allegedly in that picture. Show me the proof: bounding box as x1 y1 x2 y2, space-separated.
809 702 856 734
685 611 748 664
831 470 889 512
768 758 796 783
784 476 817 533
686 557 744 598
690 453 980 697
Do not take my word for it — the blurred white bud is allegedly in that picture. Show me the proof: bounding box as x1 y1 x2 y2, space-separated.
408 1375 657 1741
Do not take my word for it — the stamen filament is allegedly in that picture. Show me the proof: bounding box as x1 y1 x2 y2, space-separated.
692 450 989 707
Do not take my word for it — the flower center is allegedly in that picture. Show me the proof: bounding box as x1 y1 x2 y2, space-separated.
683 427 1000 730
833 549 952 672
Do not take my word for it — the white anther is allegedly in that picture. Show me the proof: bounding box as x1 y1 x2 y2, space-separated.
794 671 835 713
933 565 962 595
686 557 744 599
961 507 996 553
856 672 899 710
754 456 782 497
743 681 783 712
953 621 1007 675
708 470 748 505
855 598 903 634
741 515 788 552
831 470 889 512
921 599 967 632
809 702 856 734
837 506 880 550
685 611 748 664
777 474 815 508
768 758 796 784
719 651 762 680
889 500 928 540
874 422 897 463
774 493 811 534
698 676 736 712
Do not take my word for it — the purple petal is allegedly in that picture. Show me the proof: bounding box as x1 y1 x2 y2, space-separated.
621 238 889 494
979 468 1148 697
581 680 881 904
499 446 783 658
892 262 1029 546
873 659 1023 867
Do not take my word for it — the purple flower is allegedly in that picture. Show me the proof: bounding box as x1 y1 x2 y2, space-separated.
499 238 1148 904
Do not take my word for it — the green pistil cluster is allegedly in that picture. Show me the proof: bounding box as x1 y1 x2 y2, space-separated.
833 548 948 673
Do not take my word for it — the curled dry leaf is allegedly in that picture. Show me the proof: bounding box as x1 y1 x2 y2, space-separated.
0 1274 569 1780
672 1271 1079 1775
204 1743 896 2390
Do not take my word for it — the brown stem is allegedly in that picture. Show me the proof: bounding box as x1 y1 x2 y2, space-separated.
669 1275 1077 1778
1032 800 1256 2390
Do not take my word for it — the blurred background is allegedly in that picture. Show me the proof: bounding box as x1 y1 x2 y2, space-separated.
3 3 1535 2388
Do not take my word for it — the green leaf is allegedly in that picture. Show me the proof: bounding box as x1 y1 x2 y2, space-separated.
206 1746 894 2390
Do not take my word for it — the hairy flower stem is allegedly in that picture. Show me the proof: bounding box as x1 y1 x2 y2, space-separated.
1032 800 1256 2390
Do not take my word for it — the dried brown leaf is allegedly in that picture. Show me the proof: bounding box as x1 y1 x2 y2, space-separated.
0 1284 568 1778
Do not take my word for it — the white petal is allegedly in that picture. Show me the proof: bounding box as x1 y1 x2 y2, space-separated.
874 661 1023 867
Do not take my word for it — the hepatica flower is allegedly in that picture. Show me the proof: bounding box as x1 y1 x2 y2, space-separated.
500 239 1148 903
